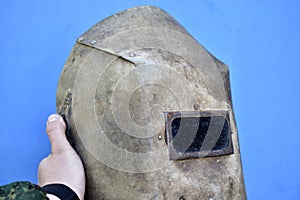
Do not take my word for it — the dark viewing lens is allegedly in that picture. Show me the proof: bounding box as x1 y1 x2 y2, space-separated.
171 116 229 153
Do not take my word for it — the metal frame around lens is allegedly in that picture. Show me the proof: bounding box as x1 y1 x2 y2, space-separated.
165 110 234 160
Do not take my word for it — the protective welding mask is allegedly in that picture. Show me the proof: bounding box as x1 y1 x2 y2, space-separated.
56 6 246 200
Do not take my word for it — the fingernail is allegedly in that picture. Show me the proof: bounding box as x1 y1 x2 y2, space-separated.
48 115 60 123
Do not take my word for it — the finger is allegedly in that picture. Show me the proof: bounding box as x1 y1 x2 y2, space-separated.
46 114 73 154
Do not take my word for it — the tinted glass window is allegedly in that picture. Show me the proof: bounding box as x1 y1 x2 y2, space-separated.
171 116 229 153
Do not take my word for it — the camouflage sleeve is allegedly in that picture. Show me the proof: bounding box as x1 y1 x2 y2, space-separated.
0 181 48 200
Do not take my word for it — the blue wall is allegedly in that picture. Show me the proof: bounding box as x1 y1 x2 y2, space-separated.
1 1 299 199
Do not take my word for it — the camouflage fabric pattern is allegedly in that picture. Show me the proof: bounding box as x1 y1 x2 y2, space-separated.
0 181 48 200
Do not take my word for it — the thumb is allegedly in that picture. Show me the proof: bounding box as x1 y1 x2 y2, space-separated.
46 114 74 154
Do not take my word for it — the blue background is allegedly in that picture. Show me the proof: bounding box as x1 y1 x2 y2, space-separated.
1 1 299 199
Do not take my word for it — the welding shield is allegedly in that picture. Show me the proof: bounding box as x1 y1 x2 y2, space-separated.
56 6 246 200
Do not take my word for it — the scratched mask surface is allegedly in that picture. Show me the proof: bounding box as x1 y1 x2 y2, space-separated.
56 6 246 200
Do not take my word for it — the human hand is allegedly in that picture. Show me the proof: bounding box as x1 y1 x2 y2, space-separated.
38 114 85 200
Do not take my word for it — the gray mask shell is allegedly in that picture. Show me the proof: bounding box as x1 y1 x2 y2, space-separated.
57 6 246 200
